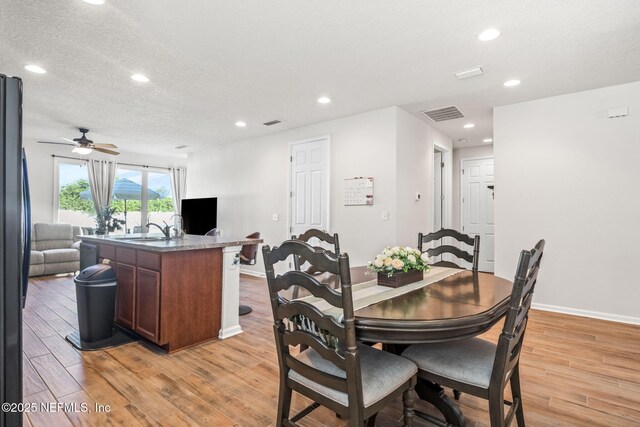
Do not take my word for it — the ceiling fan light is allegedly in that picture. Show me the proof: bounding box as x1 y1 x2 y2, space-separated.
72 147 93 155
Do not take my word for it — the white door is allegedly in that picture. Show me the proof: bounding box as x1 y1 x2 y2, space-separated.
433 151 443 231
462 157 494 272
289 137 330 239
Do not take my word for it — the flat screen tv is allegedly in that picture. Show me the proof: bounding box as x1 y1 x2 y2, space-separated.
181 197 217 235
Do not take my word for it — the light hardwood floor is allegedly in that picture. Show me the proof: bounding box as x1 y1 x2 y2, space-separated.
22 274 640 426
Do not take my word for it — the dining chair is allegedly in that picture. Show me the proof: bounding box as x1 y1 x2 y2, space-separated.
237 231 260 315
263 240 417 427
291 228 340 298
418 228 480 271
401 239 545 427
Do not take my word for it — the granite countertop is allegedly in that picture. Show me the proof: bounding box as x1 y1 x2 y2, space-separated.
79 233 263 252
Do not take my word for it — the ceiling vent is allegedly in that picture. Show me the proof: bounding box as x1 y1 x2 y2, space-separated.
455 67 484 80
263 120 282 126
421 106 465 122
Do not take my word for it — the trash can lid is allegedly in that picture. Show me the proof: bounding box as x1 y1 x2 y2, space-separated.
75 263 116 285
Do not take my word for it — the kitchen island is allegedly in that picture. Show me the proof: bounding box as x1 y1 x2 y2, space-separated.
79 233 263 353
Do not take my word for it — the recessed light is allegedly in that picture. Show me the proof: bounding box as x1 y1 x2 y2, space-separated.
478 28 501 41
235 121 247 128
24 65 46 74
317 96 331 104
464 123 475 129
83 0 105 4
131 74 149 83
483 138 493 143
504 79 521 87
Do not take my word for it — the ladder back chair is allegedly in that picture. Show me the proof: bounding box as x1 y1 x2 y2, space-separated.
263 240 417 427
402 239 545 427
418 228 480 271
291 228 340 298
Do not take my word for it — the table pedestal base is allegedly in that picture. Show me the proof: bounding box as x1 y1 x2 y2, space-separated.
414 379 466 427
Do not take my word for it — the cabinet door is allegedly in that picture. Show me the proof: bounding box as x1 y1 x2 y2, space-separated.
135 267 161 343
115 263 135 329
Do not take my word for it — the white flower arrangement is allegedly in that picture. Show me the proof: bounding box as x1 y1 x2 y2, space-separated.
368 246 430 277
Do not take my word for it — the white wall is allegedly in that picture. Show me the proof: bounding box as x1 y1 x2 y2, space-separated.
494 81 640 323
24 140 187 225
452 145 494 231
188 106 452 274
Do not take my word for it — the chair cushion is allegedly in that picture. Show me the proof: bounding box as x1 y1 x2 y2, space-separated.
30 251 44 265
42 248 80 264
402 337 496 389
289 343 417 408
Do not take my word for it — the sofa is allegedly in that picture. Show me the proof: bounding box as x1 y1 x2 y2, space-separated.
29 223 82 277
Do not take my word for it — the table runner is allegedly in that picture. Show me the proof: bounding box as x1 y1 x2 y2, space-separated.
298 266 462 321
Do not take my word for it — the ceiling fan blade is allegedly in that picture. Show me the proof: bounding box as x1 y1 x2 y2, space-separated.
93 147 120 155
61 138 76 143
93 143 118 149
38 141 76 146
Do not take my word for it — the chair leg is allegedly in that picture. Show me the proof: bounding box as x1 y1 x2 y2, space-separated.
276 380 292 427
488 387 505 427
365 413 378 427
453 389 461 400
402 384 415 427
510 364 525 427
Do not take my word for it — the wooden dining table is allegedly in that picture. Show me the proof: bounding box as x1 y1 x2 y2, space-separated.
296 265 514 426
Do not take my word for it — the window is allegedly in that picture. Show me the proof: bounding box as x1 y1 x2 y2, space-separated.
55 159 175 234
56 160 95 227
113 167 174 234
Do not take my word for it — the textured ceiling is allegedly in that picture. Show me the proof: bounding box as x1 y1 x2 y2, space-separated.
1 0 639 155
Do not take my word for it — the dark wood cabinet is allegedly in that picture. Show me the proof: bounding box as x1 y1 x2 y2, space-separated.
91 241 223 352
115 263 136 329
135 267 161 342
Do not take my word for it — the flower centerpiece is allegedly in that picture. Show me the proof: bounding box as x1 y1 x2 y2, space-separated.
368 246 430 288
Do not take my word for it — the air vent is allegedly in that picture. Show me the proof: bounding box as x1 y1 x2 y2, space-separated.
421 106 465 122
263 120 282 126
174 145 188 150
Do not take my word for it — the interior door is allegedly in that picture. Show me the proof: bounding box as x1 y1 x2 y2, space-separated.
462 157 494 272
289 137 330 240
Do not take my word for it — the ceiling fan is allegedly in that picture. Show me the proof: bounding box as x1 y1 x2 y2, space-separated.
38 128 120 155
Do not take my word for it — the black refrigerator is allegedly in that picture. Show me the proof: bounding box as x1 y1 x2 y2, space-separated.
1 74 30 427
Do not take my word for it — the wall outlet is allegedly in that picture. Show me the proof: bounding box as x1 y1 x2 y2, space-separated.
272 214 279 221
415 192 421 201
381 211 389 221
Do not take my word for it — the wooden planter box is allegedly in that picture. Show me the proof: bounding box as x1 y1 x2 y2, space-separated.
377 269 424 288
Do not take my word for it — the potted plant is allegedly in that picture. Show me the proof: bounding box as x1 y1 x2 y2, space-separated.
95 206 124 235
368 246 430 288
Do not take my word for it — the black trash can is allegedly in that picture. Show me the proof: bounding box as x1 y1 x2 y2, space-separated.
74 264 117 343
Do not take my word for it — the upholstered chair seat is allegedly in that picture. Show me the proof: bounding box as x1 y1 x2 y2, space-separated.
291 343 418 408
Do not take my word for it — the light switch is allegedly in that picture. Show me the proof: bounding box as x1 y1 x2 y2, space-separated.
272 213 279 221
381 211 389 221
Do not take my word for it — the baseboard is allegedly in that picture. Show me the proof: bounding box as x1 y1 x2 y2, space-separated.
239 268 266 278
532 303 640 325
218 325 243 340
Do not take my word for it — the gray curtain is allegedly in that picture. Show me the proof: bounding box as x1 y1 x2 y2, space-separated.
87 160 117 213
170 168 187 213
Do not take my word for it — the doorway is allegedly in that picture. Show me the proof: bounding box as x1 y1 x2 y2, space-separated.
288 136 331 238
461 157 494 272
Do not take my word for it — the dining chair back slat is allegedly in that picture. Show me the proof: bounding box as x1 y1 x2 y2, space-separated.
418 229 480 271
292 229 341 279
272 271 343 307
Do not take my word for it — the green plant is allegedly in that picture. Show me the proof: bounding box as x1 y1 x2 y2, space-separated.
95 206 125 235
368 246 430 277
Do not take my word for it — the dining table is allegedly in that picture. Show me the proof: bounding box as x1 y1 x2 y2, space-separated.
294 265 514 427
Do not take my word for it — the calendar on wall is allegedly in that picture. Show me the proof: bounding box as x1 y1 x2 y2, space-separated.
344 177 374 206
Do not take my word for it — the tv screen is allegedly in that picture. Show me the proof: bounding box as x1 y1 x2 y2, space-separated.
181 197 217 235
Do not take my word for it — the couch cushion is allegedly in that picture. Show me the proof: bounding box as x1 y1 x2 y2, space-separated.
401 337 497 389
33 223 74 251
30 251 44 265
43 248 80 264
29 263 45 277
289 343 417 408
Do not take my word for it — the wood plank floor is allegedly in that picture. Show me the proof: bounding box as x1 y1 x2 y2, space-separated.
22 274 640 426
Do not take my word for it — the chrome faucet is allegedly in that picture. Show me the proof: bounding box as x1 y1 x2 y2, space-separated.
146 221 172 239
